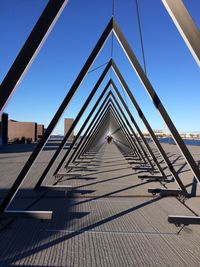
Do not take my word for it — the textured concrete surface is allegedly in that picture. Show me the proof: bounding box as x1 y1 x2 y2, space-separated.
0 141 200 266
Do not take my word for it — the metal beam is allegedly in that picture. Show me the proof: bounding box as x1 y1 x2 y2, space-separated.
1 210 52 220
168 215 200 226
0 0 69 114
162 0 200 66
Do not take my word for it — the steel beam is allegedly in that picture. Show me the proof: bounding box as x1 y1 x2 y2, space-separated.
162 0 200 66
1 210 52 220
168 215 200 226
0 0 69 114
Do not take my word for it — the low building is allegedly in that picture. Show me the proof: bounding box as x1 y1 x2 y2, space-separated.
142 129 168 138
8 120 37 142
37 124 45 141
64 118 74 140
1 113 45 144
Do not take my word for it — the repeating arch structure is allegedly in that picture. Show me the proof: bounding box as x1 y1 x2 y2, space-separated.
0 8 199 227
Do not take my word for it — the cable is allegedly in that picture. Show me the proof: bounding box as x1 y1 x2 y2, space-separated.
110 0 115 78
135 0 147 75
111 0 114 59
88 61 109 74
112 0 115 16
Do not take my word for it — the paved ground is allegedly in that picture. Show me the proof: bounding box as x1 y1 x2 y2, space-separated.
0 141 200 266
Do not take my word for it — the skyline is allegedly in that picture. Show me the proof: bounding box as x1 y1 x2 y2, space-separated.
1 0 200 135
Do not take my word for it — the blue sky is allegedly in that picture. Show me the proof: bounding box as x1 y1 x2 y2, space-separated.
1 0 200 135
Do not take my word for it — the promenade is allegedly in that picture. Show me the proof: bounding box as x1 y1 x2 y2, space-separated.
0 142 200 266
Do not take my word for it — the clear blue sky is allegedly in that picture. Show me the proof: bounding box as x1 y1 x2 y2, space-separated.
1 0 200 135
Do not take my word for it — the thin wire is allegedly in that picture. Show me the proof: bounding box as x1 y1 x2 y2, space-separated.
112 0 115 16
110 0 115 78
135 0 147 75
88 61 109 74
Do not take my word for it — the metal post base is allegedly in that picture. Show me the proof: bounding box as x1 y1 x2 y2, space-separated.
160 189 184 197
148 188 188 198
66 165 88 169
80 156 95 159
128 161 147 164
168 215 200 226
74 159 91 163
148 188 162 196
38 185 73 191
132 167 154 173
139 175 165 181
54 172 82 178
0 210 53 220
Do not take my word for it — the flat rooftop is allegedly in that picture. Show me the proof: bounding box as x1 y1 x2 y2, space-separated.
0 142 200 266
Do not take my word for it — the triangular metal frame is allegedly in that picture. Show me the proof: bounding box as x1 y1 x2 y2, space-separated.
51 58 190 194
88 103 132 151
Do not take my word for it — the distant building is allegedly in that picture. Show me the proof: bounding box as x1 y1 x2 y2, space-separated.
37 124 44 141
142 129 168 138
1 113 45 144
8 120 37 142
64 118 74 140
153 130 167 138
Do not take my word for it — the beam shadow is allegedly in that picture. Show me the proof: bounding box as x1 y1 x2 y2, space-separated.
70 180 151 206
1 195 162 266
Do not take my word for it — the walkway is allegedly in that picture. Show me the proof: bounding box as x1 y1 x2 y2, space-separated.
0 142 200 266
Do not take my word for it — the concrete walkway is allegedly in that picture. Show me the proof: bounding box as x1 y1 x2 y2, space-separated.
0 142 200 266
